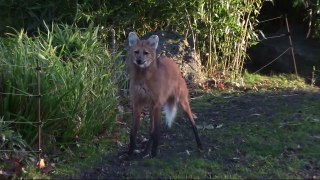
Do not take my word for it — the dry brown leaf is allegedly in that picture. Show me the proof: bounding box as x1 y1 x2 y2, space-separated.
217 82 225 91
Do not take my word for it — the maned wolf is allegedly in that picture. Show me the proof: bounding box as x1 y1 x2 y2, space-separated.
127 32 202 157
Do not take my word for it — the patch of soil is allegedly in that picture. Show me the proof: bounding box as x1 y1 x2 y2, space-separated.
73 89 320 179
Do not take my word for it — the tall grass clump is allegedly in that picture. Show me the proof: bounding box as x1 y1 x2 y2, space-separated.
189 1 263 82
0 23 124 152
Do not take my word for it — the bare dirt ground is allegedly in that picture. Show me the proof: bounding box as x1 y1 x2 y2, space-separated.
73 89 320 179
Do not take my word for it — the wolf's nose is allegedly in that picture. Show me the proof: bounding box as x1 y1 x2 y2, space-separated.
136 59 144 65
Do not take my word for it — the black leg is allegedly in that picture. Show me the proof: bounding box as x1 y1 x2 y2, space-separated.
128 105 142 156
150 106 161 157
192 125 203 151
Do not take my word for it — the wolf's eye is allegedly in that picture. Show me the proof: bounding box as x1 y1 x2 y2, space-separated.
134 50 139 54
143 51 149 55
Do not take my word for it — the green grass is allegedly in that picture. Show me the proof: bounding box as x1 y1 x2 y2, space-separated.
19 137 118 179
242 71 310 90
51 139 117 178
128 157 225 179
121 87 320 179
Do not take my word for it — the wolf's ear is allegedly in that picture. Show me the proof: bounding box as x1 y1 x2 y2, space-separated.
128 32 140 47
147 35 159 49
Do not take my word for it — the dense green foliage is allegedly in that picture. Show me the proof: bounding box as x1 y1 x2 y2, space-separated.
0 24 124 153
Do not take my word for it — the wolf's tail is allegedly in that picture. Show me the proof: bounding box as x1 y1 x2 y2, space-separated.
163 103 177 128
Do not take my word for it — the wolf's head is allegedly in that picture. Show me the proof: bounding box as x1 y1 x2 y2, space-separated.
128 32 159 68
